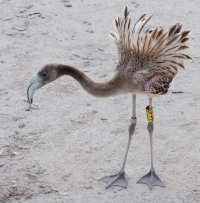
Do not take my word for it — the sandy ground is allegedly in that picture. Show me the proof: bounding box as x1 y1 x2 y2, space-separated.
0 0 200 202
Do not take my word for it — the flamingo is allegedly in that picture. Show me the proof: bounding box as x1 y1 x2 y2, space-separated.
26 6 192 189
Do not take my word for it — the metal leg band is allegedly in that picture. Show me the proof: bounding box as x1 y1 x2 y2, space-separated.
130 117 137 124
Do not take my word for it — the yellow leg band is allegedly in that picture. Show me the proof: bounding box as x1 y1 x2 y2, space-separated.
146 106 154 122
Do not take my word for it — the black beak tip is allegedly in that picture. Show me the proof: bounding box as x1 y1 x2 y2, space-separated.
26 100 32 111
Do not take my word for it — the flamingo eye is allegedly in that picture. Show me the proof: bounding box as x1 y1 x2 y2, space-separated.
42 72 47 77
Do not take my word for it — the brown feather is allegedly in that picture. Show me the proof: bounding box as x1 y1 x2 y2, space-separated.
124 5 129 18
174 24 182 34
180 31 191 39
180 38 189 43
183 54 193 60
177 46 189 51
157 29 163 39
166 34 180 46
138 15 153 34
168 24 178 37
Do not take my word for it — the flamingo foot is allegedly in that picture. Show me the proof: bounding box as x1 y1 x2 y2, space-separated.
137 170 164 189
100 172 127 189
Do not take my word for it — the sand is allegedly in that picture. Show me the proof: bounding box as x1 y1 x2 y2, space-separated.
0 0 200 202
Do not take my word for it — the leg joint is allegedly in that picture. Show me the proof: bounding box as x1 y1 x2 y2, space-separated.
129 117 136 135
129 123 136 135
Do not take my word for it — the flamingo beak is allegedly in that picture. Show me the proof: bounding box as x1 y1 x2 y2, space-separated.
26 74 43 111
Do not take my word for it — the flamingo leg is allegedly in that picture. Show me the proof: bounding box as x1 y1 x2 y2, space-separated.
100 95 137 189
137 98 164 189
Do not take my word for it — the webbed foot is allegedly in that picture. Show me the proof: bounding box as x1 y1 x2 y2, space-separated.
100 172 127 189
137 170 164 189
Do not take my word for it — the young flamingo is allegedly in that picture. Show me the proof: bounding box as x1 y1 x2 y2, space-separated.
27 6 192 189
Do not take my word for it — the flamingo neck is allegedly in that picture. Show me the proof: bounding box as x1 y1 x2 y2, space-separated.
57 64 123 97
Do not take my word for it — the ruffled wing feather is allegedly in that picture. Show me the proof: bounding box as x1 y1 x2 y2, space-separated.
110 6 192 94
